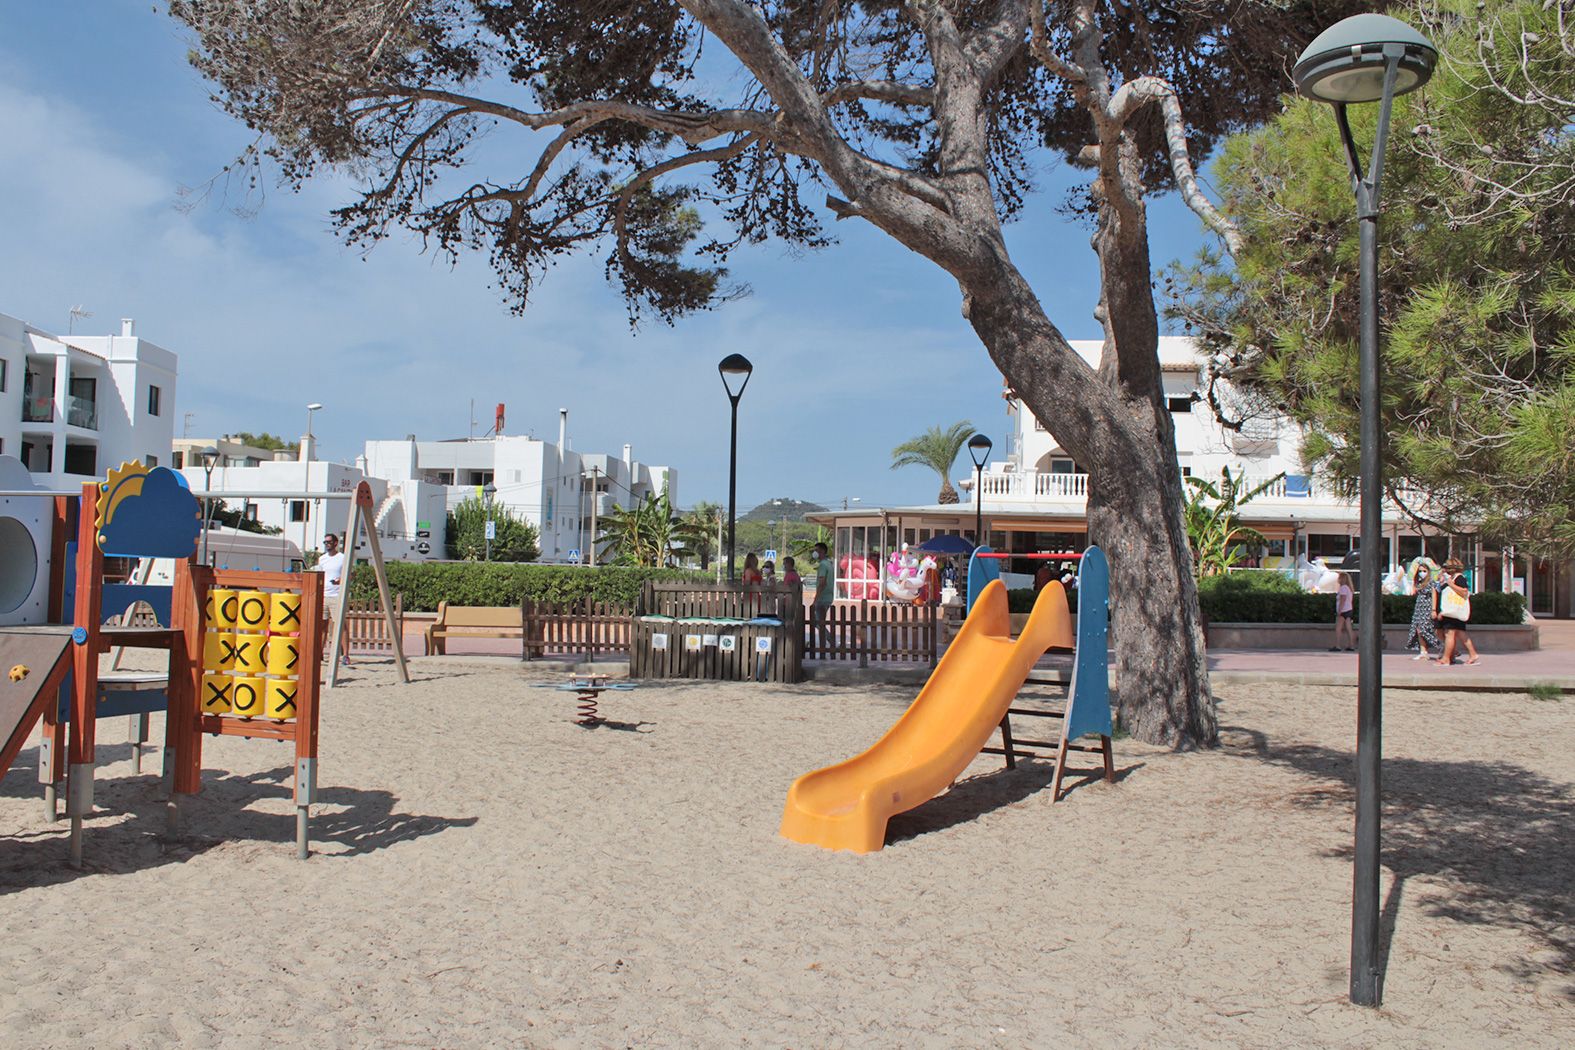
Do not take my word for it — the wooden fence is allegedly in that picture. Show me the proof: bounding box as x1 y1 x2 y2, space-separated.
345 595 404 653
521 598 633 659
805 599 938 666
630 582 805 683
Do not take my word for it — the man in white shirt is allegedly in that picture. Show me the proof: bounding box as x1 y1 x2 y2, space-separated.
318 533 350 664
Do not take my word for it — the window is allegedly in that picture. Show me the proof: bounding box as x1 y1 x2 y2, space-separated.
173 451 185 468
290 500 308 523
64 443 96 476
144 455 158 468
1167 395 1195 413
0 357 7 392
147 385 162 416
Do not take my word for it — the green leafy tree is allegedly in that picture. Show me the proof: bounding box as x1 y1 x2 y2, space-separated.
231 431 299 454
891 422 976 505
599 488 698 567
1182 468 1282 577
207 498 282 535
446 496 540 562
170 0 1370 746
684 500 722 570
1169 0 1575 556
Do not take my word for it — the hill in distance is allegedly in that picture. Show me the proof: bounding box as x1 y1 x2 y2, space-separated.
741 498 827 522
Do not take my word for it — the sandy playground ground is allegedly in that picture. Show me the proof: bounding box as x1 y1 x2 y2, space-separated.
1 659 1570 1048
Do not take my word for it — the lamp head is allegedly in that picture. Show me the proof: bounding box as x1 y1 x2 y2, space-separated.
307 402 324 412
1293 14 1437 104
483 483 497 498
967 433 993 469
718 353 753 400
200 445 220 471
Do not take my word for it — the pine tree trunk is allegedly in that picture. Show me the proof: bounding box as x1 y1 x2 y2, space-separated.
960 245 1216 749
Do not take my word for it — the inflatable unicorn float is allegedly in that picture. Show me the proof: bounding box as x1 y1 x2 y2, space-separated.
885 545 939 604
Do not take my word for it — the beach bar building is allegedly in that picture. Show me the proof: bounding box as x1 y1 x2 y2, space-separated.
810 338 1572 618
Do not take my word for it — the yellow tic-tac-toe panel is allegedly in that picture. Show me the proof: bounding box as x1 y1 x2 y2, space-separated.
265 636 301 678
207 588 238 630
264 679 299 720
230 676 266 717
270 591 303 633
203 632 237 673
232 633 266 675
200 674 233 715
236 590 271 633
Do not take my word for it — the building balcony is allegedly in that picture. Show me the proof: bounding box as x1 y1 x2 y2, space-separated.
967 468 1434 524
66 395 98 430
21 395 53 423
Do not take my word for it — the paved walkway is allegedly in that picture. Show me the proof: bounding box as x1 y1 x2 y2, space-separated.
387 623 1575 691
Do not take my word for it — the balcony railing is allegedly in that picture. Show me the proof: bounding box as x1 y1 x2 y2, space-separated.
21 395 53 423
976 472 1090 500
66 395 98 430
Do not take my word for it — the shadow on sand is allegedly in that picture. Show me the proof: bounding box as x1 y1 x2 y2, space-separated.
885 757 1142 846
1223 724 1574 999
0 762 475 894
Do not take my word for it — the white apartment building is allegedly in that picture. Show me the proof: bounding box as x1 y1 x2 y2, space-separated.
811 337 1572 618
178 453 449 567
363 411 677 564
0 313 176 485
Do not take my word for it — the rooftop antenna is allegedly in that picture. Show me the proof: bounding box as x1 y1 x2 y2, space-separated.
183 411 195 437
68 304 93 334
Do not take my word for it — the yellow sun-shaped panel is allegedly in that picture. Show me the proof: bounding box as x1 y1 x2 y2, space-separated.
96 461 150 545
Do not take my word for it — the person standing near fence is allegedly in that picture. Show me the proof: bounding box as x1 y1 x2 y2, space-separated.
318 532 351 666
811 542 834 650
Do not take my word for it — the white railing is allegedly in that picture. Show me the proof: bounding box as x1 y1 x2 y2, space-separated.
971 469 1366 506
976 472 1089 500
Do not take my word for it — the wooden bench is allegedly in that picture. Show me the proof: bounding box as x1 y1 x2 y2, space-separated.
423 602 523 655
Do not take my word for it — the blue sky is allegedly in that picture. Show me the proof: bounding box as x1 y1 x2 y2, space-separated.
0 1 1227 510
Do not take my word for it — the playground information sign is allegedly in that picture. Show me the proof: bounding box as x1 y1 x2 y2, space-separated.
755 637 772 653
719 635 737 652
651 633 668 650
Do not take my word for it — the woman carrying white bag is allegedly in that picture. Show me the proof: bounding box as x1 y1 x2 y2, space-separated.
1434 557 1481 666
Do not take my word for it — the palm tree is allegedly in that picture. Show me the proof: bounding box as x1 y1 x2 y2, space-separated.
684 500 722 570
891 421 975 504
598 487 698 567
1183 467 1283 577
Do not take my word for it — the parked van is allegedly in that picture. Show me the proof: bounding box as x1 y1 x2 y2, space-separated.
142 526 304 585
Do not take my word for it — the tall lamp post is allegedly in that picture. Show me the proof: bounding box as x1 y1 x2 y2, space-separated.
303 402 323 558
718 353 753 583
199 445 220 566
483 482 497 562
1292 13 1437 1008
967 433 992 546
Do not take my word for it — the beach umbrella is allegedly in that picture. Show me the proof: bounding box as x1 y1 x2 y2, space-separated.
912 535 975 555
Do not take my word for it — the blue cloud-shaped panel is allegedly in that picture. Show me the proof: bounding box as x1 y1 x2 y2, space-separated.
98 467 201 557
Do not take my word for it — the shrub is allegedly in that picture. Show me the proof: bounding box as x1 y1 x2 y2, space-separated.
446 496 540 562
1196 571 1526 625
1006 587 1078 614
348 561 711 611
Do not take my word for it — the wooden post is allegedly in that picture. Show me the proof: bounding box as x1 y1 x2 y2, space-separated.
328 483 408 686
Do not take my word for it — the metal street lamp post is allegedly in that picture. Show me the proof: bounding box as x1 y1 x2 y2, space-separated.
968 433 992 547
718 354 753 583
483 482 497 562
303 403 323 559
1293 13 1437 1008
199 445 220 565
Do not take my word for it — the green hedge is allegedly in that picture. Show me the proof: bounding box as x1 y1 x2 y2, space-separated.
349 562 712 611
1008 574 1526 625
1196 571 1526 625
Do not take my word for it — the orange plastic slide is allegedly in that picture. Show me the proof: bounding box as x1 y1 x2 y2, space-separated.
780 579 1073 852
